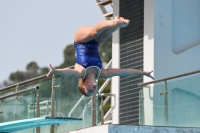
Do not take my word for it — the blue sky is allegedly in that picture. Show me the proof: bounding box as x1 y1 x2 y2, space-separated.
0 0 106 83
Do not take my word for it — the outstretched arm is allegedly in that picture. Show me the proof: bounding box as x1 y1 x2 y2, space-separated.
100 68 154 79
46 64 81 78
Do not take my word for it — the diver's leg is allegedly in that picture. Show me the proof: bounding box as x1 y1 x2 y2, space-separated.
94 26 118 44
74 16 129 43
94 17 130 44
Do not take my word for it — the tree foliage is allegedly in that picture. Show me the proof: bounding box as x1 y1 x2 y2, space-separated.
26 61 39 73
59 44 76 68
8 61 48 84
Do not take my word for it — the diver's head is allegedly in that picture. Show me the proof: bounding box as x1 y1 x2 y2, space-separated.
78 74 97 97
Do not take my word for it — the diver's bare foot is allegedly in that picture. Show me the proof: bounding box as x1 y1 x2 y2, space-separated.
113 16 130 28
119 17 130 27
113 16 120 26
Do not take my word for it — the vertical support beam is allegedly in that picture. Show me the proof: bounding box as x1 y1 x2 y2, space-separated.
50 75 55 133
139 88 145 125
143 0 154 125
0 100 3 115
91 80 97 126
96 81 99 125
14 85 19 120
111 0 120 124
36 86 40 133
100 96 104 125
164 81 168 126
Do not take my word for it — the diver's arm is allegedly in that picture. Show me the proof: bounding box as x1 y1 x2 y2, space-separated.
46 64 81 78
100 68 154 79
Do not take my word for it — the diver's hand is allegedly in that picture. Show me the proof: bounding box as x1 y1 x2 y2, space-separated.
46 64 55 77
145 70 154 80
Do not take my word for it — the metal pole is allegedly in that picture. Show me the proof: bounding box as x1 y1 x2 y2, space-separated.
138 69 200 87
36 86 40 133
139 88 145 125
164 81 168 126
14 85 18 120
100 93 115 125
0 65 74 93
91 85 96 126
100 96 104 125
96 80 99 125
50 75 55 133
0 87 36 100
0 100 3 115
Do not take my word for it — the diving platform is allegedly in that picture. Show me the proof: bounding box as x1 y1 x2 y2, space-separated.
0 117 82 133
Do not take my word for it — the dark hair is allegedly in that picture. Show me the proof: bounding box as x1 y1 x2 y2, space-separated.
78 78 90 97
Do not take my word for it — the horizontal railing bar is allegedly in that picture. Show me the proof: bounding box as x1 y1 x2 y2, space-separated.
0 87 37 100
0 75 47 92
138 69 200 87
0 65 74 92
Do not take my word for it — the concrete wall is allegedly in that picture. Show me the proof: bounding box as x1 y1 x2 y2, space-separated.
111 0 120 124
112 0 200 126
141 0 200 126
143 0 200 127
143 0 154 125
154 0 200 79
68 124 200 133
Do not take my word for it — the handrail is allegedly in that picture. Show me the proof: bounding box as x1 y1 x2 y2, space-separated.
0 65 74 92
68 59 112 117
138 69 200 87
0 86 39 100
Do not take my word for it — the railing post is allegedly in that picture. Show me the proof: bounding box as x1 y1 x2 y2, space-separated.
14 84 18 120
139 88 145 125
50 75 55 133
100 96 104 125
0 100 3 114
164 81 168 126
35 86 40 133
91 80 97 126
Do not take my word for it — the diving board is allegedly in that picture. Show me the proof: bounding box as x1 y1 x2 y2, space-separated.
0 117 82 133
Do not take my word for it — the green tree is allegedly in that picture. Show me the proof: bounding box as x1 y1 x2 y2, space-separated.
40 67 49 75
59 44 76 68
9 71 27 83
26 61 39 73
98 37 112 63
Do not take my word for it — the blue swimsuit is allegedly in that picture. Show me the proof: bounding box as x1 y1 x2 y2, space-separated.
74 40 102 79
